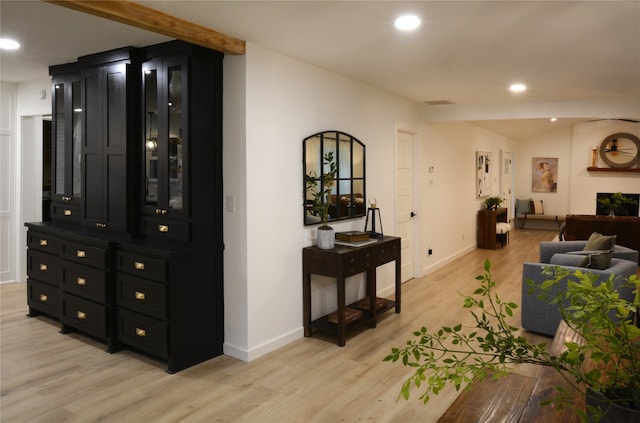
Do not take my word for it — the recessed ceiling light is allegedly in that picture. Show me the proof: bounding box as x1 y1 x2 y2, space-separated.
550 118 557 122
395 15 421 31
509 83 527 93
0 38 20 50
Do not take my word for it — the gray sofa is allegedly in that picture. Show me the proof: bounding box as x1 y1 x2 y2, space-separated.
521 242 638 336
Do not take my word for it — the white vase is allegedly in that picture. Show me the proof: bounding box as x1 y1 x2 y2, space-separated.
317 227 335 249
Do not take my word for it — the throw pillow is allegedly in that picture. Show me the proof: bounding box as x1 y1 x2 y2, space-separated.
529 200 544 215
583 232 617 251
587 252 612 270
516 198 531 214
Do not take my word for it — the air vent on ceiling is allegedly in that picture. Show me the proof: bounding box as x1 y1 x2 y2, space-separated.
423 100 454 106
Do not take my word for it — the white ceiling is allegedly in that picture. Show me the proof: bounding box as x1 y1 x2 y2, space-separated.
2 1 639 139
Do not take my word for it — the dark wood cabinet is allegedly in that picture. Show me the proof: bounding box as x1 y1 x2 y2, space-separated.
477 208 507 249
26 40 224 373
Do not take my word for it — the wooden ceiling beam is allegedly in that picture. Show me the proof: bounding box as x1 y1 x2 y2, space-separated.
45 0 245 55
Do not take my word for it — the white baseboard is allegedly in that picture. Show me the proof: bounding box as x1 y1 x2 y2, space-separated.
223 327 304 362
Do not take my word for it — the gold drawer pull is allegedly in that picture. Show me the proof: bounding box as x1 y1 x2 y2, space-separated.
96 223 107 229
135 328 146 337
39 263 48 271
134 261 145 270
62 195 72 202
40 239 48 246
155 208 168 215
77 277 86 286
135 291 146 300
77 311 86 319
64 209 72 216
40 294 48 302
158 224 169 233
76 250 86 258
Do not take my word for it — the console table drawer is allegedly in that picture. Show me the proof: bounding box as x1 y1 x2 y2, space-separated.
343 250 373 276
62 262 107 303
27 249 60 286
115 252 167 281
27 278 60 317
377 241 400 265
116 308 168 360
61 294 107 339
62 241 108 268
116 273 167 320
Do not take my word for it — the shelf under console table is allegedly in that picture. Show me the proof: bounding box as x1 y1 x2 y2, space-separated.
302 236 401 346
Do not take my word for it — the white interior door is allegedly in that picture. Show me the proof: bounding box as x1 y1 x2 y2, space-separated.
395 131 414 282
500 150 514 221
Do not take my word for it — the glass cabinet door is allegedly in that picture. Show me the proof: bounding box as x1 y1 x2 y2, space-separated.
52 75 82 203
142 58 187 218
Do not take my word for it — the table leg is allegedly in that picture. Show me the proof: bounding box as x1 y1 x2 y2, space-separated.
337 276 346 347
395 256 401 313
303 270 311 337
368 268 377 328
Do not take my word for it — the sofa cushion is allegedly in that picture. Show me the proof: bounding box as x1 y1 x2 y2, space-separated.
583 232 617 251
516 198 531 214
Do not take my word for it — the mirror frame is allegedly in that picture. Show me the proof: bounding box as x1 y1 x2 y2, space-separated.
303 131 366 226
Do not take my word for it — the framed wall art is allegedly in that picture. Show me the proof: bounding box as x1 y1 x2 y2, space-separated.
532 157 558 193
476 151 492 198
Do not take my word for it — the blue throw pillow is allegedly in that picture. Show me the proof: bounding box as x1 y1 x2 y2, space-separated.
516 198 531 214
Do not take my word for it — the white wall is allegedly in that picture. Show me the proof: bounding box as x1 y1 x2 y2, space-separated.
223 44 423 361
0 82 17 283
514 120 640 219
569 120 640 215
420 122 515 273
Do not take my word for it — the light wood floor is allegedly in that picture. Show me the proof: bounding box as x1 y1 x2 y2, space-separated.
2 229 559 422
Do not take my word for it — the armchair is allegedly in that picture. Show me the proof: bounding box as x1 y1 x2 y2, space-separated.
521 242 638 337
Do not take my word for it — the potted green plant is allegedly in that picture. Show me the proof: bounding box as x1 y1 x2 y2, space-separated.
384 260 640 422
305 151 338 249
597 192 638 216
484 196 504 210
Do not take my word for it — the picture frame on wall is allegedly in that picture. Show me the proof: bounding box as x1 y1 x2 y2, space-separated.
476 151 492 198
532 157 558 193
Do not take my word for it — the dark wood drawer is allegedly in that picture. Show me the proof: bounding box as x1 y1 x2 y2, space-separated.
140 216 190 242
115 251 167 281
116 307 168 360
343 250 373 276
377 241 400 265
27 249 60 286
62 240 108 268
62 262 108 304
61 294 107 339
51 203 81 223
27 278 60 317
116 273 167 319
27 231 61 255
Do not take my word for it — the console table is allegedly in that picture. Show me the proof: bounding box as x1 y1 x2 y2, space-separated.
302 236 401 346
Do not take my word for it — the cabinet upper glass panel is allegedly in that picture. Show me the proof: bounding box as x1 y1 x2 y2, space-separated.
303 131 366 225
143 68 159 207
168 66 183 211
143 61 185 215
53 79 82 199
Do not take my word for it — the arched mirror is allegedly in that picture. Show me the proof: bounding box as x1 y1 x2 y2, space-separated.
304 131 366 225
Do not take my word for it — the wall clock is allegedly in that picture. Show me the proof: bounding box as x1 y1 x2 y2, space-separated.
598 133 640 168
